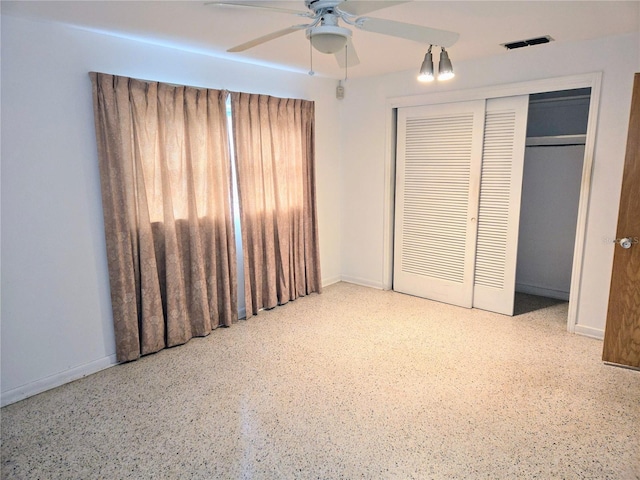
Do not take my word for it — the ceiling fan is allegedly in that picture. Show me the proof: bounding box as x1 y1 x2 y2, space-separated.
206 0 460 68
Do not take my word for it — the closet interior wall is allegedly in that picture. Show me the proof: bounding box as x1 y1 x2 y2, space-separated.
515 89 591 301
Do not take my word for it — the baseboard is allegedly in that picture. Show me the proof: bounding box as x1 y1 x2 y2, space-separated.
1 354 118 407
574 324 604 340
322 275 342 288
340 275 385 290
515 283 570 301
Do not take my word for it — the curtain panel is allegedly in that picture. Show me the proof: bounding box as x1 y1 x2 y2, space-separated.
90 72 237 362
231 93 322 318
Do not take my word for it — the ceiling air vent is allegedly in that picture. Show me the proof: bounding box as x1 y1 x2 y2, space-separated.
502 35 553 50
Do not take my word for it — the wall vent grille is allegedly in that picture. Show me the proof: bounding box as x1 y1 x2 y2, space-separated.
502 35 553 50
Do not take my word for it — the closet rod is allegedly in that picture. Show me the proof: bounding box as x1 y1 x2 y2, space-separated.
526 134 586 147
529 94 591 105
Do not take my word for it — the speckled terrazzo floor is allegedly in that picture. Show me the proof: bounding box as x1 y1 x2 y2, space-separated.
2 282 639 479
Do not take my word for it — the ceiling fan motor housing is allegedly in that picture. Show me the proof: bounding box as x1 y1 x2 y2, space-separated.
306 24 351 54
305 10 351 54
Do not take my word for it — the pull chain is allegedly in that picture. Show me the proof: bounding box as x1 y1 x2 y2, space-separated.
308 38 315 76
344 44 348 82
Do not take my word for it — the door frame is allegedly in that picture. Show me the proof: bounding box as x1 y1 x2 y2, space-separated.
381 72 602 334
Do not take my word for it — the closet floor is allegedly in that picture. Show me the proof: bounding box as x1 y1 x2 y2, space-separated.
513 292 567 316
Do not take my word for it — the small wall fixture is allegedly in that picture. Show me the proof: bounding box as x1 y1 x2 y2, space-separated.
418 45 454 82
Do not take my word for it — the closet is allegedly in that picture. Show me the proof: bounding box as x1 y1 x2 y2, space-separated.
516 89 590 301
393 87 590 316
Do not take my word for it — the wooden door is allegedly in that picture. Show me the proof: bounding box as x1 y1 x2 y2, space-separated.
602 73 640 369
394 100 485 307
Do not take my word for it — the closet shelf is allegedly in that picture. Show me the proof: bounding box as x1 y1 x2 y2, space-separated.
526 134 586 147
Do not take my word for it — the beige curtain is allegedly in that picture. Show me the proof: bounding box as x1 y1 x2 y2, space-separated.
231 93 322 318
90 72 237 362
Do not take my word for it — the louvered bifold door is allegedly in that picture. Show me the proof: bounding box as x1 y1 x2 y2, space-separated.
472 95 529 315
394 101 486 308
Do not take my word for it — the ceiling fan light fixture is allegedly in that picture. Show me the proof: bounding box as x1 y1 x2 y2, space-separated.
417 46 435 82
306 25 350 54
438 47 455 81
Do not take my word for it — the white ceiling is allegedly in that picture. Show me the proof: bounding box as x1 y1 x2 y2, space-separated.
2 1 638 79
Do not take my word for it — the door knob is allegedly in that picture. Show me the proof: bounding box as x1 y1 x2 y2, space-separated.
613 237 638 249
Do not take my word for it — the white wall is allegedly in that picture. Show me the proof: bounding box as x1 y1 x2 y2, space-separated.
340 33 639 336
0 15 342 405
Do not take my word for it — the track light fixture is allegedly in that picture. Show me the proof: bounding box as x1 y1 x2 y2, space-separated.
418 45 455 82
438 47 454 80
417 46 435 82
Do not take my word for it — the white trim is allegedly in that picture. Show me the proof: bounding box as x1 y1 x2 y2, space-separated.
382 72 602 334
574 324 605 340
322 275 342 287
1 354 118 407
340 275 386 290
567 73 602 333
515 283 570 301
381 108 397 291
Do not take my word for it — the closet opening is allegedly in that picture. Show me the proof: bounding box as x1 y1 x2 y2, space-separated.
514 87 591 316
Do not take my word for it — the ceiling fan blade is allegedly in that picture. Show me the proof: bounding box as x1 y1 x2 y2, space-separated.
227 25 308 52
335 37 361 68
357 17 459 47
338 1 411 16
205 1 312 17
